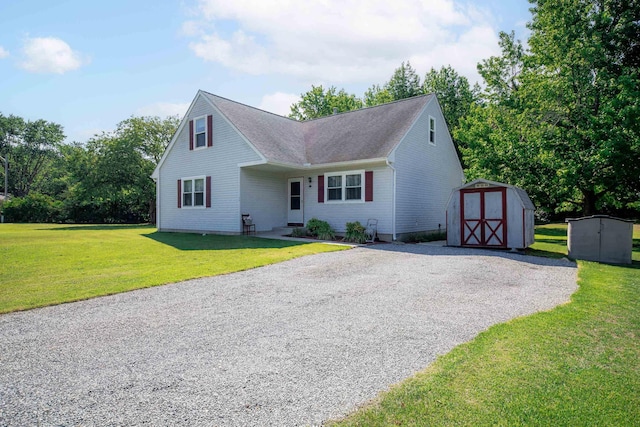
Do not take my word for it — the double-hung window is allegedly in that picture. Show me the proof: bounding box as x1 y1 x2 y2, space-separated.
194 117 206 149
183 177 205 207
326 170 364 202
327 175 342 201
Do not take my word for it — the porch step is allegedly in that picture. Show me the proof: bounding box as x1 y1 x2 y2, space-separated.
271 227 294 235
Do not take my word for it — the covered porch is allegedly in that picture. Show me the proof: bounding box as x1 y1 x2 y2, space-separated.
238 159 393 238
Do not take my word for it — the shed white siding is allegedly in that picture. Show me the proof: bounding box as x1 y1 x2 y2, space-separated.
300 165 394 237
393 98 464 236
446 180 535 249
157 96 262 233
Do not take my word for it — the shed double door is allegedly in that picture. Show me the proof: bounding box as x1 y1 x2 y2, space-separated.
460 187 507 248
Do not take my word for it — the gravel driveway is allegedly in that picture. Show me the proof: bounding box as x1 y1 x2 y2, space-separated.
0 244 576 426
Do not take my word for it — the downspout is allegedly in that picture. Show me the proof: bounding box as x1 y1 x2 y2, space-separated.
386 159 397 241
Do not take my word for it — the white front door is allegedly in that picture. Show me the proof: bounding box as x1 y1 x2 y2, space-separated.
287 177 304 226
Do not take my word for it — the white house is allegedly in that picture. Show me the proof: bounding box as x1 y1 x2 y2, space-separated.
151 90 464 241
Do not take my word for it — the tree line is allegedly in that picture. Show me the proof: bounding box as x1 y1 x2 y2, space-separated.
1 0 638 223
0 114 178 223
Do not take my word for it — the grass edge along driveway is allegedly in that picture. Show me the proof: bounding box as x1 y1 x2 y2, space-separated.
329 223 640 426
0 224 346 314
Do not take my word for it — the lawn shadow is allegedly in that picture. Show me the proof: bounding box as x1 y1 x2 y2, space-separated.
534 227 568 237
618 260 640 270
525 248 567 259
144 231 309 251
39 224 154 231
364 243 577 268
534 238 568 245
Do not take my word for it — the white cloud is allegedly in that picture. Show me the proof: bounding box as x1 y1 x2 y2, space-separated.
0 46 9 59
258 92 299 116
20 37 87 74
186 0 501 84
136 102 190 118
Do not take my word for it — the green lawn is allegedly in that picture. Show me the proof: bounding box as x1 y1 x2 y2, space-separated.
0 224 346 314
330 224 640 426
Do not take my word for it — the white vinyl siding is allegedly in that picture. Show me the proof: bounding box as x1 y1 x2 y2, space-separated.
393 99 464 235
240 168 287 231
157 95 262 232
302 165 393 236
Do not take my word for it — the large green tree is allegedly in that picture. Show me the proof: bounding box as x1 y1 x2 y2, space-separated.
384 61 422 100
115 115 180 163
289 85 363 120
457 31 539 192
459 2 640 216
64 115 178 223
527 0 640 214
363 84 394 107
423 66 478 129
364 61 423 107
0 113 66 198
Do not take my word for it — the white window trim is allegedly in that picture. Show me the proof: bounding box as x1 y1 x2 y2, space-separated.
428 115 436 145
325 170 365 204
182 175 207 209
193 115 208 150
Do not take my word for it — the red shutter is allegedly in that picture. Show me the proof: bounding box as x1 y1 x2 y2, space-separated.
365 171 373 202
189 120 194 151
177 179 182 208
207 115 213 147
206 176 212 208
318 175 324 203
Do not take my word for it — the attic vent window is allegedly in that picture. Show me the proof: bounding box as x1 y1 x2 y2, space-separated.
429 116 436 145
195 117 206 148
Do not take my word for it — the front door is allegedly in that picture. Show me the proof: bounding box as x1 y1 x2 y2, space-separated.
460 187 507 248
287 177 304 226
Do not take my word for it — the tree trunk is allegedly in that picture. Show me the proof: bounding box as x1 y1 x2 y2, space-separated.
582 189 597 216
148 199 156 225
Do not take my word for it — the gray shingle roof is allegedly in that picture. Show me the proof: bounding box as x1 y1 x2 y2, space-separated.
202 91 433 166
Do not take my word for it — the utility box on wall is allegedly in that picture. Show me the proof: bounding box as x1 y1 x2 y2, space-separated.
566 215 633 264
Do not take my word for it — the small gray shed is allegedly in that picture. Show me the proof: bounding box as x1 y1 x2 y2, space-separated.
446 179 535 250
566 215 633 264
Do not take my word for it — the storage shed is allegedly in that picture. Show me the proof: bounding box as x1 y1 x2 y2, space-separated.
566 215 633 264
446 179 535 249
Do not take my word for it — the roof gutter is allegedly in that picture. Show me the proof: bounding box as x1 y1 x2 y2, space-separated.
243 157 389 171
303 157 388 170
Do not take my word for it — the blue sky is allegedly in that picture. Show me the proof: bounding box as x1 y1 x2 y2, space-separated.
0 0 532 144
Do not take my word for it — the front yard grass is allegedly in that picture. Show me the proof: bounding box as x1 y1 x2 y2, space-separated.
330 223 640 426
0 224 346 314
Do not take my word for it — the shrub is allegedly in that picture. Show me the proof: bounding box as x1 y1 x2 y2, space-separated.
403 230 447 243
290 227 307 237
3 193 63 223
306 217 335 240
344 221 367 243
